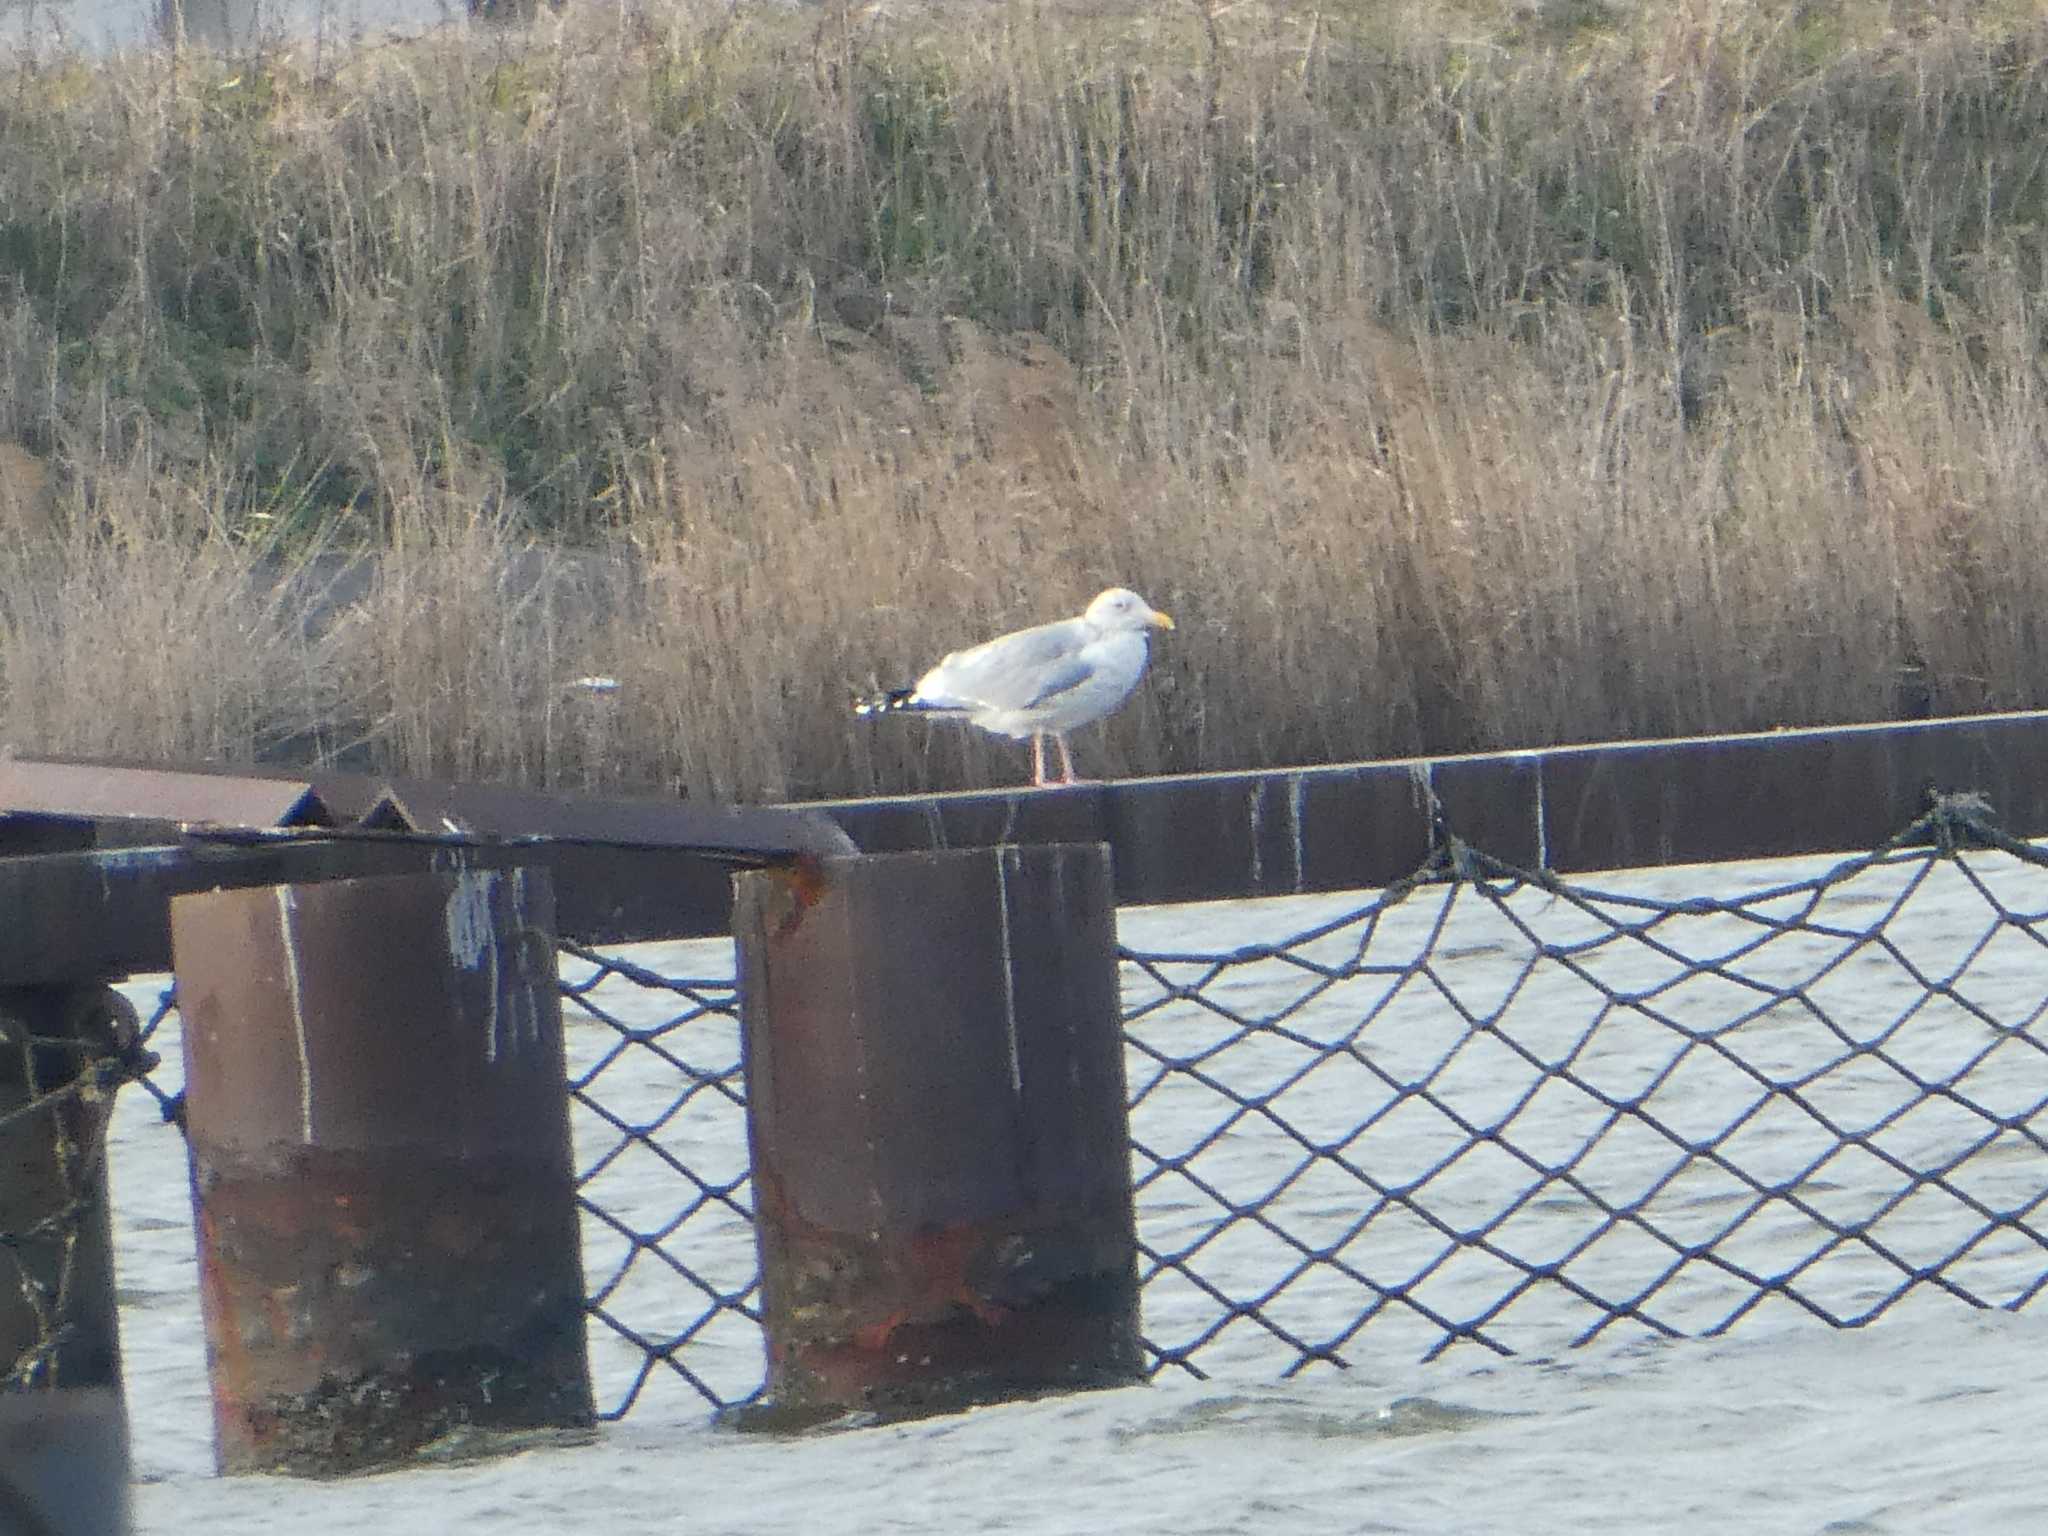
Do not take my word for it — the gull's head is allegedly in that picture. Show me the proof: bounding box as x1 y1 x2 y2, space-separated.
1086 586 1175 634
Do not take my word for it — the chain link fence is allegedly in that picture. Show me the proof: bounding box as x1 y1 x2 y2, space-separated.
556 944 756 1416
1123 795 2048 1378
113 795 2048 1419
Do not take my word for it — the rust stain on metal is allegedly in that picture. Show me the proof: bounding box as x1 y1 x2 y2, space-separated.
190 1150 593 1474
845 1222 1012 1353
193 1204 256 1431
747 1158 1138 1424
735 845 1142 1427
172 868 594 1476
758 854 831 940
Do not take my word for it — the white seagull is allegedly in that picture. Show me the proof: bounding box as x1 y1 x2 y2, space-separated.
857 587 1176 787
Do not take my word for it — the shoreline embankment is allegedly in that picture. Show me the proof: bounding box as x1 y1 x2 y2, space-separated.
3 1 2046 802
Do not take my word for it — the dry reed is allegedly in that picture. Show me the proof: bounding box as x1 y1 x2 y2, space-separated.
3 0 2048 801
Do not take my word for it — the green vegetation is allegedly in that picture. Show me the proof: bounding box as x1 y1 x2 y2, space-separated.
4 0 2048 801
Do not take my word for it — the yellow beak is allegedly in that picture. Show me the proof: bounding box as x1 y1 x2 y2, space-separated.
1151 610 1176 631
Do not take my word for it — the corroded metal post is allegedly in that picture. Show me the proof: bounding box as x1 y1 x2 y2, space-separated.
0 985 134 1532
733 844 1141 1423
170 867 593 1475
0 985 134 1397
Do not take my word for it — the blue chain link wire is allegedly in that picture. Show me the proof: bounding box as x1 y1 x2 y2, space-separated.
1125 794 2048 1379
555 943 756 1417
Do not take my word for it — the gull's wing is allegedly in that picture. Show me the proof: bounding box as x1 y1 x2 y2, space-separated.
915 616 1096 712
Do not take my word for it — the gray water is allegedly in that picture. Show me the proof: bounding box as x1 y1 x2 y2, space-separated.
110 846 2048 1534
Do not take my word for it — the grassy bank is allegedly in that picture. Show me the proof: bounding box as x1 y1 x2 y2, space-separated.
4 0 2048 801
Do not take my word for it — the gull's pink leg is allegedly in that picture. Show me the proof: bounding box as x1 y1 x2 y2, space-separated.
1055 734 1082 785
1030 732 1049 787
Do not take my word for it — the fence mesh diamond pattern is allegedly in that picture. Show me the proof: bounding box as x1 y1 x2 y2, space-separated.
556 945 756 1417
124 799 2048 1419
1120 802 2048 1379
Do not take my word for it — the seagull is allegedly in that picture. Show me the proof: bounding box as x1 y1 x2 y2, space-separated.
857 587 1176 787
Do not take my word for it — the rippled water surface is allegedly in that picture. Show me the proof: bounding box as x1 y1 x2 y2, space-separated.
109 845 2048 1534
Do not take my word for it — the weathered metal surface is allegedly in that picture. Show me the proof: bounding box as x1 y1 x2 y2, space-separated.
809 709 2048 901
733 844 1141 1423
0 1387 132 1536
0 816 98 859
0 757 871 863
170 868 593 1475
0 841 539 985
0 758 328 831
7 710 2048 984
305 769 859 941
0 988 133 1396
0 755 857 959
308 771 857 859
0 820 848 985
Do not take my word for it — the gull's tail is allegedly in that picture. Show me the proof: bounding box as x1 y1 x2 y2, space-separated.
854 687 921 718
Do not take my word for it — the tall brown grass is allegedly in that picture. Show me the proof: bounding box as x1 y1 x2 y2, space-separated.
4 0 2048 801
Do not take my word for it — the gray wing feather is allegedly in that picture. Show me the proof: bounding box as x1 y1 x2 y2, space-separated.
916 617 1097 711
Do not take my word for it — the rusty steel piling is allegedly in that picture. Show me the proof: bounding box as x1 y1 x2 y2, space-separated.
170 867 594 1475
733 844 1142 1424
0 985 134 1398
0 984 134 1532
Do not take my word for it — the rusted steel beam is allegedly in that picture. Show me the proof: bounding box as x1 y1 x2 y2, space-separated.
303 770 856 860
170 867 592 1475
808 709 2048 901
0 827 807 984
0 757 857 963
305 772 857 941
8 708 2047 982
0 987 133 1397
0 753 853 863
0 758 328 833
0 842 531 985
733 845 1142 1424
